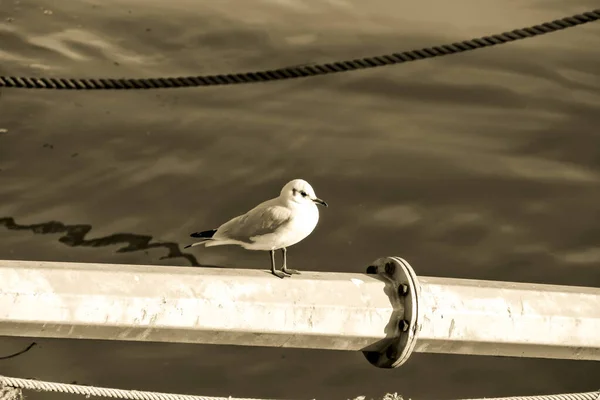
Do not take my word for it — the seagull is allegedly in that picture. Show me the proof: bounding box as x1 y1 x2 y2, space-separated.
184 179 328 278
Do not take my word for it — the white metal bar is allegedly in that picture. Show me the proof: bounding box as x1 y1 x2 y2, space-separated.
415 276 600 360
1 260 599 361
0 260 393 350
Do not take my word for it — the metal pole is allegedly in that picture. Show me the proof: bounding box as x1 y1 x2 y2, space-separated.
1 259 599 367
415 275 600 360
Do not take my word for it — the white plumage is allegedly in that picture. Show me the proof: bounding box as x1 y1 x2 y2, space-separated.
185 179 328 278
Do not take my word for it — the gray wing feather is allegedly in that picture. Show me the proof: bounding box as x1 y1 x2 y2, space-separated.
215 200 292 243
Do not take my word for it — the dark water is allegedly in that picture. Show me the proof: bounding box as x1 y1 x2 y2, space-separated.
1 0 599 398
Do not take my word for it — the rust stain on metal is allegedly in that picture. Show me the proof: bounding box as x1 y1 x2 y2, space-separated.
449 319 456 338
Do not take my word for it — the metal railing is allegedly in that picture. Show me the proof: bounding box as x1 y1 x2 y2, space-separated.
1 257 599 368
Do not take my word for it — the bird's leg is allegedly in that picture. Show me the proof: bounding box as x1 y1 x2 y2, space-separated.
279 248 291 277
270 249 287 279
280 247 300 275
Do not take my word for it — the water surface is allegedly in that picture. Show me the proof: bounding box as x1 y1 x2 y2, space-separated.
1 0 599 398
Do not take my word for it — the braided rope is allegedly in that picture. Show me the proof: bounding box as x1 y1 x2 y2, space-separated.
0 382 22 400
1 376 599 400
0 376 268 400
459 391 600 400
1 9 598 90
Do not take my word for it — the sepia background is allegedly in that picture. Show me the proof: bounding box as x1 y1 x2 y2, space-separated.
1 0 599 398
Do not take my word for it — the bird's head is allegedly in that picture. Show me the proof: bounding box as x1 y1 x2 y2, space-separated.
280 179 328 208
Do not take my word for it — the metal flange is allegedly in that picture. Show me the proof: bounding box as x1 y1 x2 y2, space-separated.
363 256 420 368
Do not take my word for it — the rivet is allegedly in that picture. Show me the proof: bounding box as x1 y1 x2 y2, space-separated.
366 265 378 274
398 284 409 296
386 345 399 360
399 320 409 332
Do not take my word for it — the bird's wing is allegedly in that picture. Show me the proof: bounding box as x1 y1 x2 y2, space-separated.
214 199 293 244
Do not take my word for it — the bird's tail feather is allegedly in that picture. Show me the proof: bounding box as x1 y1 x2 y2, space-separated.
184 228 218 249
184 239 211 249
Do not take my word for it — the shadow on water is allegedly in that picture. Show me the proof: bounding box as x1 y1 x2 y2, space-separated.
0 216 202 267
0 342 37 360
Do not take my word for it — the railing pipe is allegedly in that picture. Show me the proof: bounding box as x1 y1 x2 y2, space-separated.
1 258 598 368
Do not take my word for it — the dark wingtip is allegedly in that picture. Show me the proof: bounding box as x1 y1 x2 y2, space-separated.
184 244 191 249
190 229 217 238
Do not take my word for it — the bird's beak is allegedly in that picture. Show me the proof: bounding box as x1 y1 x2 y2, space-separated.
313 198 328 207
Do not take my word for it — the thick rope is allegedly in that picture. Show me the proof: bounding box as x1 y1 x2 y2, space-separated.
0 9 598 90
0 382 22 400
458 391 600 400
0 376 268 400
1 376 598 400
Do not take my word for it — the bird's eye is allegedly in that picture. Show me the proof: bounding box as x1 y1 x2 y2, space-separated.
300 191 307 197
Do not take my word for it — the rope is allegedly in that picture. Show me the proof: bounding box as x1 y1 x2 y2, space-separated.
465 390 600 400
1 9 598 90
458 391 600 400
0 376 269 400
1 376 599 400
0 382 22 400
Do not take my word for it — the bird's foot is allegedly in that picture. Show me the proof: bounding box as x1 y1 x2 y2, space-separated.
281 267 300 275
271 269 288 279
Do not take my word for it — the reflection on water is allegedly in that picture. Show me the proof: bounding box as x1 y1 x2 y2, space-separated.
0 217 200 266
